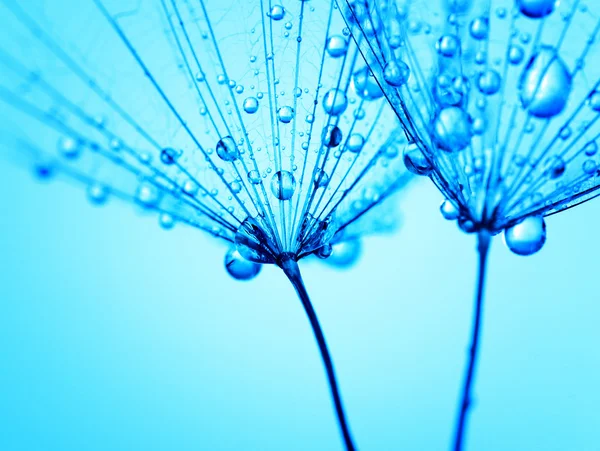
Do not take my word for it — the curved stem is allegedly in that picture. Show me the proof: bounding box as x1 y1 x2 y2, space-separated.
452 231 491 451
278 254 356 451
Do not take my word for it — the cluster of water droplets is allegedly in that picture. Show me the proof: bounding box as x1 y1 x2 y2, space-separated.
344 0 600 255
0 0 411 280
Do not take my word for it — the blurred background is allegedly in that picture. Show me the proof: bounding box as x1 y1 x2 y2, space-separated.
1 164 599 451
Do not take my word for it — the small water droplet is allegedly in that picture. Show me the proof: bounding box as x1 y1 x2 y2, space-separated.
383 60 410 87
353 67 383 100
321 125 343 148
136 182 160 208
477 69 501 95
323 89 348 115
436 34 460 57
216 136 240 162
326 35 348 57
432 107 472 152
469 17 489 40
87 183 109 205
277 106 295 123
58 136 82 159
403 143 432 175
243 97 259 114
160 147 178 165
159 213 175 230
440 199 459 220
517 0 555 18
314 169 330 187
346 133 365 153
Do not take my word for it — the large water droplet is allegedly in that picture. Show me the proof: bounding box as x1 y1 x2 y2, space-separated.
383 60 410 87
216 136 240 162
325 239 362 268
243 97 259 114
270 170 296 200
314 169 330 187
346 133 365 153
224 248 262 281
436 34 460 57
136 182 160 208
504 216 546 256
322 124 343 148
432 107 472 152
519 47 572 118
323 89 348 116
269 5 285 20
353 67 383 100
277 106 295 123
326 35 348 58
477 69 501 95
469 17 489 40
517 0 555 18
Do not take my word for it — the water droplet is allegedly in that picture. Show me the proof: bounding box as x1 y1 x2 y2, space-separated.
403 143 432 175
325 239 362 268
269 5 285 20
277 106 295 123
436 34 460 57
160 147 178 165
504 216 546 256
584 140 598 156
159 213 175 230
321 124 343 148
517 0 555 18
432 107 472 152
519 47 572 118
87 183 109 205
547 155 566 178
469 17 489 40
346 133 365 153
243 97 259 114
477 69 501 95
247 170 261 184
224 248 262 281
508 45 525 65
58 136 82 159
316 243 333 259
583 159 597 174
216 136 240 162
326 35 348 57
384 60 410 87
353 67 383 100
458 216 476 233
314 169 330 187
440 199 460 220
323 89 348 116
588 89 600 112
136 182 160 208
270 170 296 200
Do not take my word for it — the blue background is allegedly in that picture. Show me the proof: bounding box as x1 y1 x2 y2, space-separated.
1 165 599 450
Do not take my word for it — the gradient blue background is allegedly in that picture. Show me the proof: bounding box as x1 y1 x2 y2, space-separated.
1 164 599 450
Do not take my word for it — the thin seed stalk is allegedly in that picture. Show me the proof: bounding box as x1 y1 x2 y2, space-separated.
278 253 356 451
452 230 491 451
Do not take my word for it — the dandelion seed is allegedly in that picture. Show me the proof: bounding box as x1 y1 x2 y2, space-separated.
343 0 600 448
0 1 413 449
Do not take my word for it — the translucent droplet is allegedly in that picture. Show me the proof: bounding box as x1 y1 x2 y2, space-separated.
243 97 259 114
326 35 348 58
160 147 178 165
469 17 489 40
353 67 383 100
383 60 410 87
436 34 460 57
508 45 525 65
432 107 472 152
583 160 597 175
458 216 476 233
547 155 566 179
477 69 501 95
314 169 330 187
277 106 295 123
269 5 285 20
216 136 240 162
584 140 598 156
517 0 555 18
440 199 459 220
159 213 175 230
58 136 82 159
346 133 365 153
403 143 432 176
136 182 160 208
270 170 296 200
321 125 343 148
588 90 600 112
224 248 262 281
519 47 572 118
316 243 333 259
325 239 362 268
504 216 546 256
247 170 261 184
87 183 109 205
323 89 348 116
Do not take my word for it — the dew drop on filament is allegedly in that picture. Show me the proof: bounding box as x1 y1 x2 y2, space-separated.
224 248 262 281
504 216 547 256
